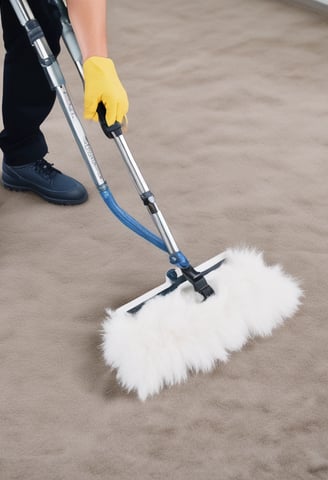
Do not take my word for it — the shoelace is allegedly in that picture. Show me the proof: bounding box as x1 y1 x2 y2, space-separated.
33 159 61 179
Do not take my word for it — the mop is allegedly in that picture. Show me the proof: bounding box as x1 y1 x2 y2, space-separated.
10 0 302 400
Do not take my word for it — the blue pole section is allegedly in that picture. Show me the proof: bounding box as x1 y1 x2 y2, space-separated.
99 185 168 252
99 185 191 269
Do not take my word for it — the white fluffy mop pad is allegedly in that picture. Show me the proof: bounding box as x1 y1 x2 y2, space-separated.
102 248 302 400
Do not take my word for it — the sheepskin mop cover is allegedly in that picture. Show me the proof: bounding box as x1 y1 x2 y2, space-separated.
102 248 302 400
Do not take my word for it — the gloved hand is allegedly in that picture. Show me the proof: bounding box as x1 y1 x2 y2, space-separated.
83 56 129 127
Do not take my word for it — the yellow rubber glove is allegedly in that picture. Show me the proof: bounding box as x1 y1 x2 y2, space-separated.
83 56 129 127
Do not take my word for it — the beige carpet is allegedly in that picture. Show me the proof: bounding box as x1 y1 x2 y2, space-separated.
1 0 328 478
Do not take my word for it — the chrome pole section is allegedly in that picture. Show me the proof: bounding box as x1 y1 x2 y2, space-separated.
111 133 149 194
9 0 106 189
111 131 181 255
8 0 31 23
52 0 84 78
55 85 106 187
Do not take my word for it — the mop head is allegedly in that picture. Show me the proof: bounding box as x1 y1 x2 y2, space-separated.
102 247 302 400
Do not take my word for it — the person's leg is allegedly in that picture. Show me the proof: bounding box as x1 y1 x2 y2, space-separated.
0 0 88 204
0 0 61 164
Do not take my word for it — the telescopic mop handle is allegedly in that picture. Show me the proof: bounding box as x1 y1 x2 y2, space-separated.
9 0 215 299
8 0 168 250
53 3 188 255
52 1 184 260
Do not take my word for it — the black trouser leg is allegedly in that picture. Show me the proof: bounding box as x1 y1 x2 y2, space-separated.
0 0 62 166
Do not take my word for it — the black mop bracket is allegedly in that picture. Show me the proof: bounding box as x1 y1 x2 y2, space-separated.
181 266 215 300
167 257 226 301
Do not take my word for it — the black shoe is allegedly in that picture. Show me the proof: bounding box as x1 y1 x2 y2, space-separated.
2 159 88 205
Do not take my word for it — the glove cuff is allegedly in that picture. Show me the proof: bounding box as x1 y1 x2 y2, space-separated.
83 56 116 72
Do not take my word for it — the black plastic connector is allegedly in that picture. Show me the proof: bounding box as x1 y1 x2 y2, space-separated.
26 19 43 43
181 266 215 300
97 102 122 138
140 191 158 214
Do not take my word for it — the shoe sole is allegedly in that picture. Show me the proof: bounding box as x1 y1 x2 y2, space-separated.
3 181 88 206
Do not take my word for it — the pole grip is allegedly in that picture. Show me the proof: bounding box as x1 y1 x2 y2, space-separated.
97 102 122 138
